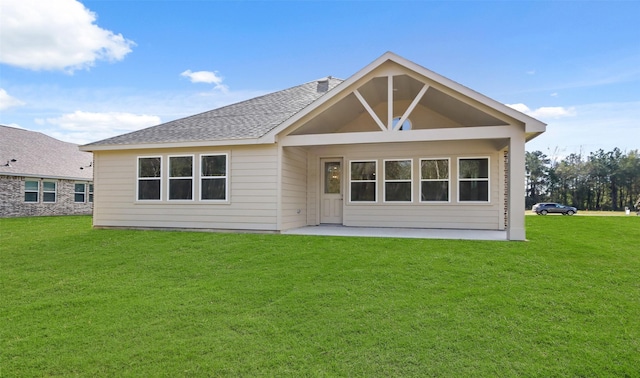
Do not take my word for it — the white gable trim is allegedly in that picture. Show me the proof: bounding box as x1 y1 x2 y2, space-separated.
262 51 545 144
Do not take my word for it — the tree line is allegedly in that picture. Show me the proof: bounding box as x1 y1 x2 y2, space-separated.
525 148 640 211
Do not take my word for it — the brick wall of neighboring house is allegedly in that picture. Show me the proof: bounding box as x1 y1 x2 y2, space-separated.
0 175 93 218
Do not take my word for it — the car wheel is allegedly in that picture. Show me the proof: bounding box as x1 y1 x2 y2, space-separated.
567 210 575 216
540 210 548 215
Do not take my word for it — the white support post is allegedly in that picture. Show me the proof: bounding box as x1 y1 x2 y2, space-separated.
354 89 387 131
388 75 393 130
507 133 526 240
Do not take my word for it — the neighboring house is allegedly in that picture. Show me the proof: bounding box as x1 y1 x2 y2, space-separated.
81 52 545 240
0 125 93 218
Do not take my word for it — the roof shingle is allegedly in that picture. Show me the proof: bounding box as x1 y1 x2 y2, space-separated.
0 125 93 180
84 77 343 147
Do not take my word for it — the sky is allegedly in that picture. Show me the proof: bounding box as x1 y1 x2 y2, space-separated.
1 0 639 159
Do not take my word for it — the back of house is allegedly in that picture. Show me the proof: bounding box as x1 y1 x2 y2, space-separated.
81 52 546 240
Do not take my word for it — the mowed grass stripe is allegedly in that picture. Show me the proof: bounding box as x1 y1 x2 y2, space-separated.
1 215 639 376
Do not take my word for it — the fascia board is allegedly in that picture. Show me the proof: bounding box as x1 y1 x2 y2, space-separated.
280 125 519 147
80 137 264 152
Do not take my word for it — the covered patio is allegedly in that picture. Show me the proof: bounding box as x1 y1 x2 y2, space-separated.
282 224 508 241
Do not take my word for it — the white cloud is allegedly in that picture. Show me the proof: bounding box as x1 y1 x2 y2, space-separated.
0 0 134 72
506 103 577 119
44 111 160 144
0 88 25 110
531 106 577 119
1 84 267 144
506 103 530 114
180 70 223 84
526 101 640 155
181 70 228 91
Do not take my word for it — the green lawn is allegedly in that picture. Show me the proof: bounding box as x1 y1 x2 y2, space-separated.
1 216 639 377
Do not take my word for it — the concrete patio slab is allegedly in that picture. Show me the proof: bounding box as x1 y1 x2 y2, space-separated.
281 225 508 241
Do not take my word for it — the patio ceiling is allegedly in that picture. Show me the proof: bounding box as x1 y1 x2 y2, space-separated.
290 74 507 136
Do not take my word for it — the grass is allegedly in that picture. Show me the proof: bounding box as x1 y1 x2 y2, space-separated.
526 210 636 217
1 216 639 377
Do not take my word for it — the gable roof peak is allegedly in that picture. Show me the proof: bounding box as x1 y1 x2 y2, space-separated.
261 52 546 140
360 51 547 128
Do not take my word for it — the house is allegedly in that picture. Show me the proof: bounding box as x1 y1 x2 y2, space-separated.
0 125 94 218
81 52 545 240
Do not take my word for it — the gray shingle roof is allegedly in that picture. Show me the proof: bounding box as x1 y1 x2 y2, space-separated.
85 77 343 147
0 125 93 180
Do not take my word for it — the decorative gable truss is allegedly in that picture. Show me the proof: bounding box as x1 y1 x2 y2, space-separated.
352 75 429 133
271 55 542 148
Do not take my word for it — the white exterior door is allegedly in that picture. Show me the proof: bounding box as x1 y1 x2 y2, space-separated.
320 158 343 224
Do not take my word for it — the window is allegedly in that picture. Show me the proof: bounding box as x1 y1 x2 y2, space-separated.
458 157 489 202
350 161 376 202
74 183 86 203
25 180 39 202
324 162 341 194
201 154 227 201
392 116 411 131
169 156 193 200
421 159 449 202
43 181 56 203
138 157 162 200
88 184 94 202
384 159 412 202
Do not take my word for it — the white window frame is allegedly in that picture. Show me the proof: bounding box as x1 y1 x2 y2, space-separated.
457 157 490 203
74 183 86 203
383 159 413 203
88 183 94 202
349 160 377 203
420 158 450 203
137 156 163 201
168 155 195 201
42 181 57 203
199 153 229 202
24 180 39 203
